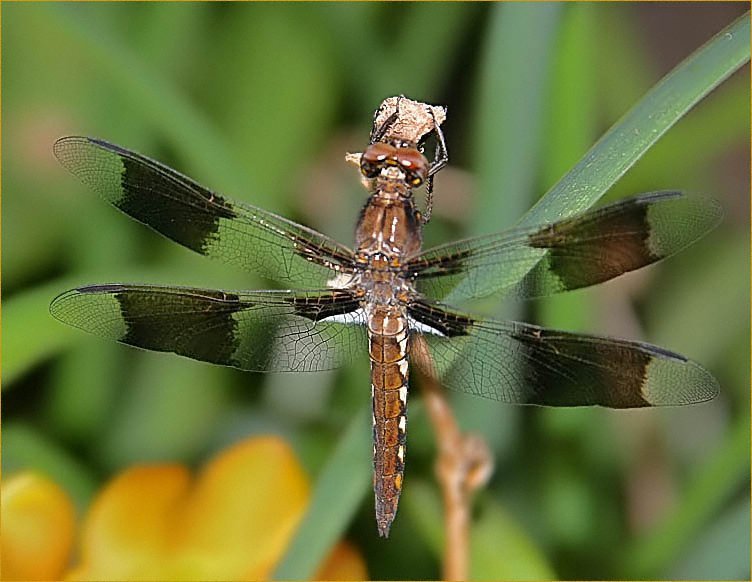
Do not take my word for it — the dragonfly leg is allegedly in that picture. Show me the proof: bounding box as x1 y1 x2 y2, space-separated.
420 110 449 225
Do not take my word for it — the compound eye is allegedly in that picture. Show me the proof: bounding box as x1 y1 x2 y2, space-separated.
361 142 396 177
396 148 429 186
362 142 395 164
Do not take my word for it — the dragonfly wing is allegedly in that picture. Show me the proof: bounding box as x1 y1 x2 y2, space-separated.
50 284 367 372
54 137 356 288
408 192 722 303
408 300 718 408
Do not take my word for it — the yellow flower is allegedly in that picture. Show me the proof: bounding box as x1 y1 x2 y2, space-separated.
2 436 367 581
1 472 76 580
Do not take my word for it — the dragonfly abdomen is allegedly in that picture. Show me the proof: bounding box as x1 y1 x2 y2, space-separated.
368 306 409 537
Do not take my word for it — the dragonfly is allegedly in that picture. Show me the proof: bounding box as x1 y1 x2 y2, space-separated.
50 96 721 537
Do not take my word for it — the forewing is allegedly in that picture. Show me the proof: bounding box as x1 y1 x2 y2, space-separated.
408 301 718 408
50 284 366 372
54 137 356 287
408 192 722 303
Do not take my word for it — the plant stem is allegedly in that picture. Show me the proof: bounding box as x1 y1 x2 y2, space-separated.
419 368 494 580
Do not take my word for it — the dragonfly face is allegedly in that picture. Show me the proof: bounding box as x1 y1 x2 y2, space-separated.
359 141 430 188
50 96 721 538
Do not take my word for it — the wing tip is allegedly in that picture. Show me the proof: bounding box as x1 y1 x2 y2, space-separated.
52 135 92 159
643 356 720 406
49 284 127 322
53 136 126 165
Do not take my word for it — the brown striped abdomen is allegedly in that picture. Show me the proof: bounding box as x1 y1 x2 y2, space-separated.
368 306 409 537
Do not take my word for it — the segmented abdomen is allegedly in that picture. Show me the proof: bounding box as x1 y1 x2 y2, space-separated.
368 306 409 537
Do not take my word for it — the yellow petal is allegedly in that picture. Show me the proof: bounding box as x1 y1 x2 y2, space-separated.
315 541 369 581
67 436 310 581
1 472 76 581
67 465 190 580
177 436 310 580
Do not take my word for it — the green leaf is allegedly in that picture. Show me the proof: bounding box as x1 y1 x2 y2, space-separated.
521 11 750 226
310 3 382 107
612 71 750 196
472 3 563 233
203 4 337 207
596 6 653 123
621 418 750 578
538 2 598 333
3 280 83 387
402 478 444 555
319 3 477 107
389 3 479 100
34 4 250 195
541 3 598 190
46 342 123 443
97 353 233 470
668 494 750 579
471 501 556 580
273 404 371 580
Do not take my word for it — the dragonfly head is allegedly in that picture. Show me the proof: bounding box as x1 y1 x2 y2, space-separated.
360 142 429 189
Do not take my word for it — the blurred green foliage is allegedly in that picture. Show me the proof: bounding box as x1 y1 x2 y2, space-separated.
2 3 749 580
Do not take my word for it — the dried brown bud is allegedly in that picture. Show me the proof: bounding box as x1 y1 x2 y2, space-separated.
374 95 447 144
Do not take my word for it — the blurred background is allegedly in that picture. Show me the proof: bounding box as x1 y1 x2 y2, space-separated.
2 2 749 579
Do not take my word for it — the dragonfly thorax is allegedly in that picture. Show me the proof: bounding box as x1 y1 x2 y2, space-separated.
359 276 413 308
355 195 423 258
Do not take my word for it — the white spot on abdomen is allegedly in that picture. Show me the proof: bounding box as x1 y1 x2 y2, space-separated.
397 332 408 353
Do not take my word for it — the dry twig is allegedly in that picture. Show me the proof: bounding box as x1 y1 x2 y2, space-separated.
419 367 494 581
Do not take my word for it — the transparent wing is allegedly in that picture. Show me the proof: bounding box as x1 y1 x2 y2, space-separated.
54 137 356 287
50 284 367 372
408 300 718 408
407 192 722 304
